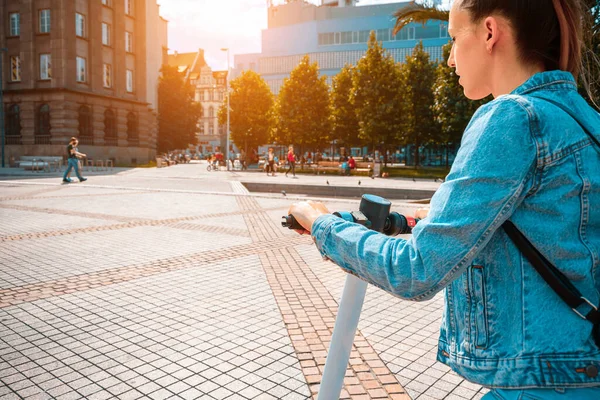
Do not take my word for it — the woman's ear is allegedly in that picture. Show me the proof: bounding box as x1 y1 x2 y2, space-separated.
483 16 500 53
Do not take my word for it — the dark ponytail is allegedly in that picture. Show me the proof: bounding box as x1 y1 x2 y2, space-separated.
457 0 596 106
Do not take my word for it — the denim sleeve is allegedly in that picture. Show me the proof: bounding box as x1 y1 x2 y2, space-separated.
311 98 538 301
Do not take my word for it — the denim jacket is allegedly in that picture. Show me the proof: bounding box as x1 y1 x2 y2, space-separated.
312 71 600 388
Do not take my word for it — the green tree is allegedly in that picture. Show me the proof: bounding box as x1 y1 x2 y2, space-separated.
581 0 600 109
433 42 490 167
352 31 406 164
331 64 360 150
399 41 437 167
157 65 202 152
218 70 274 156
275 55 331 152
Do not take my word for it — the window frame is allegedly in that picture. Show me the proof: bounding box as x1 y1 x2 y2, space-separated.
78 105 93 139
75 13 86 38
103 63 112 88
126 69 134 93
9 12 20 37
39 9 51 34
10 55 21 82
36 104 51 136
125 31 133 53
40 54 52 80
6 104 21 137
125 0 133 16
76 56 87 83
102 22 111 46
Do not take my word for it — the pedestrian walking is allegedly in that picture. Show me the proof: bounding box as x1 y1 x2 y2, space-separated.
62 137 87 183
285 146 296 177
289 0 600 398
266 148 276 176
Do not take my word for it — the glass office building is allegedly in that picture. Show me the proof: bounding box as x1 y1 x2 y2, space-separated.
234 0 449 94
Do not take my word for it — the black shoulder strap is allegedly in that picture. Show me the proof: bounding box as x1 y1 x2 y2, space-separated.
502 220 600 330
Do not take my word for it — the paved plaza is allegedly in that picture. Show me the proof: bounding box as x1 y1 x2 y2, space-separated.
0 163 488 400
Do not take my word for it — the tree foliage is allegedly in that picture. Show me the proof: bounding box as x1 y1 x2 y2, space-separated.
275 55 331 150
157 65 202 152
331 64 360 149
392 1 448 35
352 31 406 157
581 0 600 109
433 42 491 166
217 70 274 154
399 41 437 167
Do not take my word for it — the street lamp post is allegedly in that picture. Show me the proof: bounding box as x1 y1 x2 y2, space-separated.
220 48 230 170
0 48 8 168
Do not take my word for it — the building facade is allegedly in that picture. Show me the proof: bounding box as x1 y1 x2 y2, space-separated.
1 0 168 165
168 50 228 155
234 0 449 94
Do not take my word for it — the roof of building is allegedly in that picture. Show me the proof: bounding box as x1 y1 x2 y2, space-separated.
167 50 207 79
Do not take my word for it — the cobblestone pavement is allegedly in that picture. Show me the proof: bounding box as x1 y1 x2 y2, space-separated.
0 163 488 400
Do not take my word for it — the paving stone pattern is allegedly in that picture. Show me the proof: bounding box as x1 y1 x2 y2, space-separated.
0 165 486 399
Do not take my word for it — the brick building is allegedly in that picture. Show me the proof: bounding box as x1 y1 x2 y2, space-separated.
168 50 229 156
1 0 168 165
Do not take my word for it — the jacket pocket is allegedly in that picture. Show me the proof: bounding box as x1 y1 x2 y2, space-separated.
470 265 489 349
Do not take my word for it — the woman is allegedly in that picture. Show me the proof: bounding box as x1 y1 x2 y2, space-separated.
267 148 276 176
285 146 296 178
289 0 600 398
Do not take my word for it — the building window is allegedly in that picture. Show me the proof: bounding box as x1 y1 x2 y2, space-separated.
103 64 112 88
209 125 214 135
40 54 52 79
359 30 369 43
76 13 85 37
104 109 117 145
10 56 21 82
125 0 132 15
36 104 51 140
78 106 93 144
126 70 134 92
9 13 20 36
127 112 138 143
76 57 86 82
125 32 133 52
395 26 415 41
341 31 352 44
6 105 21 138
102 23 111 45
39 9 51 33
376 29 390 42
208 106 214 118
440 23 448 38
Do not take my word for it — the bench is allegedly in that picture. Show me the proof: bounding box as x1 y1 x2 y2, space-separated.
17 156 63 172
353 162 373 176
311 161 341 175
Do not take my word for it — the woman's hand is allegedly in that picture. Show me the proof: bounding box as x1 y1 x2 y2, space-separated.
288 200 330 234
415 207 430 219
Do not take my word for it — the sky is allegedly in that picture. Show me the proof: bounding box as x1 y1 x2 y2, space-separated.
156 0 424 70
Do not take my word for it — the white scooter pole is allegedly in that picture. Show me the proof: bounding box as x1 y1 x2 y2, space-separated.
317 274 368 400
317 194 392 400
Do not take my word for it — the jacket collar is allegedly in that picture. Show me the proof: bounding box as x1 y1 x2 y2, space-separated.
511 70 578 96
